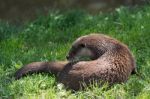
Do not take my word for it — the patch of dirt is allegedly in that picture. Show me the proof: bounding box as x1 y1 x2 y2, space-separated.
0 0 148 24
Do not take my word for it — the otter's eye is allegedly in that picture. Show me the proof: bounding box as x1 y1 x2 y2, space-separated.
80 44 85 47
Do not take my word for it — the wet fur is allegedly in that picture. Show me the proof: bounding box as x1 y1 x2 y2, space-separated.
15 33 136 90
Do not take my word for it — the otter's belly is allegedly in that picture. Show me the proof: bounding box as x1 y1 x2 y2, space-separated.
58 60 131 90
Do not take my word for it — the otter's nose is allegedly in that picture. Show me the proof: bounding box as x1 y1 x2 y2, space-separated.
66 55 69 60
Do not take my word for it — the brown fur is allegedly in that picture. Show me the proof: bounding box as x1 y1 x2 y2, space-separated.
15 61 68 79
15 33 136 90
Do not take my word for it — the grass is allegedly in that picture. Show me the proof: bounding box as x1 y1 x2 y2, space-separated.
0 5 150 99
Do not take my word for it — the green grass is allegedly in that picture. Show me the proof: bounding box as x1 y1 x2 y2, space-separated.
0 5 150 99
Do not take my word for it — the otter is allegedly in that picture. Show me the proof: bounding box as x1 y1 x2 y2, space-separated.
15 33 136 90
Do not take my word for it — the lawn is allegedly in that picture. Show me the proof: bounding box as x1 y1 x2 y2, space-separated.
0 5 150 99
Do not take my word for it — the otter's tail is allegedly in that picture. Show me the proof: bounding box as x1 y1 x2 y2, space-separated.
15 61 68 79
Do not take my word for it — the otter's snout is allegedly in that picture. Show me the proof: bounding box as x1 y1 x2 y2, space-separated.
66 55 69 60
66 54 75 61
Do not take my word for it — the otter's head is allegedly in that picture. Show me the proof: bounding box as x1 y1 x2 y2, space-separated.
66 34 107 61
66 44 95 61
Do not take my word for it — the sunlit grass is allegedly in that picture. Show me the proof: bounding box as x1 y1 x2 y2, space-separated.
0 5 150 98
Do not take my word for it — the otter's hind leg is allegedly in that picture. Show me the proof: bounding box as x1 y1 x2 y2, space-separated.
15 61 68 79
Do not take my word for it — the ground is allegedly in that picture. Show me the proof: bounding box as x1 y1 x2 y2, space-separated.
0 5 150 99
